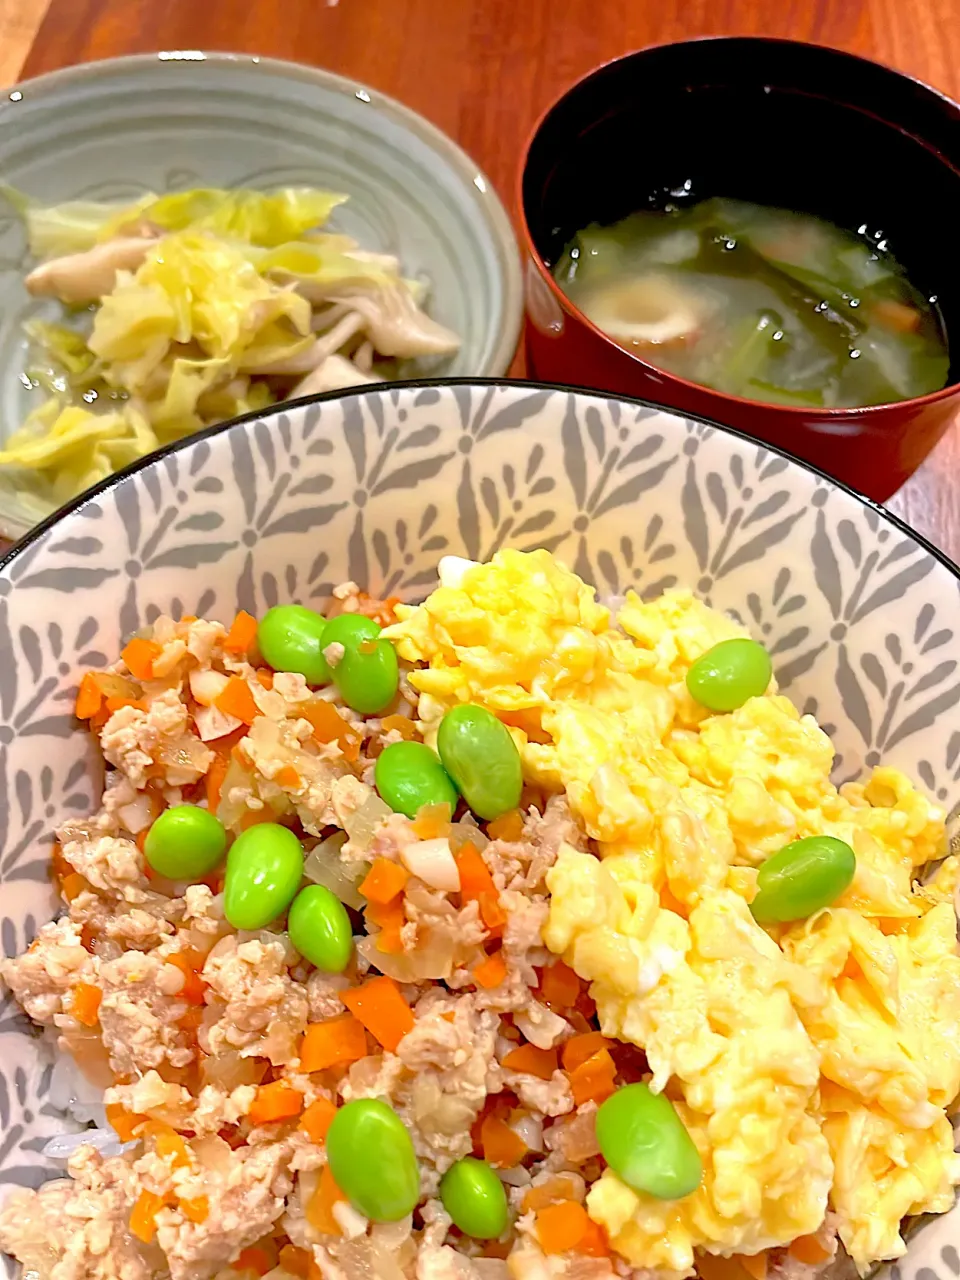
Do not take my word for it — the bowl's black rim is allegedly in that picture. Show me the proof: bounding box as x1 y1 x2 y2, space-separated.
2 377 958 588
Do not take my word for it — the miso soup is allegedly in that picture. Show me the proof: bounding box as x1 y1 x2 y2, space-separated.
554 198 949 408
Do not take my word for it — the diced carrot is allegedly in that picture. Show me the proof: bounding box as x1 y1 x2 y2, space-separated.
93 672 141 700
224 611 259 655
179 1006 204 1035
274 764 302 790
143 1121 191 1168
738 1253 768 1280
75 672 103 720
166 949 207 1005
790 1235 831 1265
359 858 409 905
456 841 498 900
502 1042 558 1080
380 714 416 740
473 951 508 990
537 1200 589 1255
478 892 507 931
567 1048 617 1106
215 675 260 725
487 810 524 842
562 1031 612 1074
80 924 96 953
342 975 414 1052
412 804 451 840
539 961 581 1010
306 1164 344 1237
206 728 248 810
300 1096 337 1143
365 895 406 953
279 1245 314 1277
299 700 361 763
129 1189 169 1243
106 1103 147 1141
122 637 162 681
61 872 88 902
71 982 102 1027
255 669 274 690
481 1113 528 1168
872 298 921 333
522 1175 582 1212
300 1015 367 1072
179 1196 209 1223
365 895 404 928
578 1217 610 1258
233 1245 277 1275
136 828 151 857
248 1081 304 1125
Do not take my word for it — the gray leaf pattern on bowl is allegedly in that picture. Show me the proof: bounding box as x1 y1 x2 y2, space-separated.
0 382 957 1280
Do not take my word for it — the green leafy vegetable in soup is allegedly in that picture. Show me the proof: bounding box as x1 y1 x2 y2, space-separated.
554 198 949 409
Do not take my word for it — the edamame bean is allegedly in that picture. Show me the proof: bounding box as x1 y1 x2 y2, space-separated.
686 638 772 713
596 1082 702 1201
375 741 459 819
439 1157 509 1239
223 823 304 930
326 1098 419 1221
750 835 856 924
257 605 331 686
436 704 522 821
323 613 399 716
143 805 227 881
287 884 353 973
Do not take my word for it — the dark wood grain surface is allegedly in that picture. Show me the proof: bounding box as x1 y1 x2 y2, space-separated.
16 0 960 560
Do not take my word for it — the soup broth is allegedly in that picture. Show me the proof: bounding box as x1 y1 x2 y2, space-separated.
554 198 949 408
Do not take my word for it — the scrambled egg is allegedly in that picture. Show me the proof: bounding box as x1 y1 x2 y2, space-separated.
385 550 960 1276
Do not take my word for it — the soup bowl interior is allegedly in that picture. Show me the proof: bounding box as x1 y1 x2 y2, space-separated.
519 38 960 500
1 380 960 1278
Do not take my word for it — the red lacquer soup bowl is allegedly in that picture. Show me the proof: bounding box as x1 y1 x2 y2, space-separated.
518 37 960 502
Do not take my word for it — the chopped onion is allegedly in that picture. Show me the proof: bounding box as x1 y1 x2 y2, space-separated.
193 1132 234 1173
304 831 367 909
342 789 392 850
514 1003 569 1050
189 668 229 707
194 704 242 742
556 1107 601 1163
510 1113 544 1152
400 838 460 892
42 1128 133 1161
201 1049 266 1090
333 1200 369 1238
115 792 155 835
335 1239 409 1280
499 1165 532 1186
356 933 455 983
474 1263 510 1280
448 820 488 853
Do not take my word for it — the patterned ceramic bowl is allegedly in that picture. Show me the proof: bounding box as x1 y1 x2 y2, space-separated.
0 52 523 540
1 380 958 1280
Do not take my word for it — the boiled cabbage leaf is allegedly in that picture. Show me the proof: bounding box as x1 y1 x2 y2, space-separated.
90 231 312 396
3 185 348 259
0 398 160 501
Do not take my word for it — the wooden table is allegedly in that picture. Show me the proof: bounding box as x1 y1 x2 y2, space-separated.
6 0 960 559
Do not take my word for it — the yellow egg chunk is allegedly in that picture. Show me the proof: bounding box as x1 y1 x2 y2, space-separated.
389 548 960 1276
547 846 832 1272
